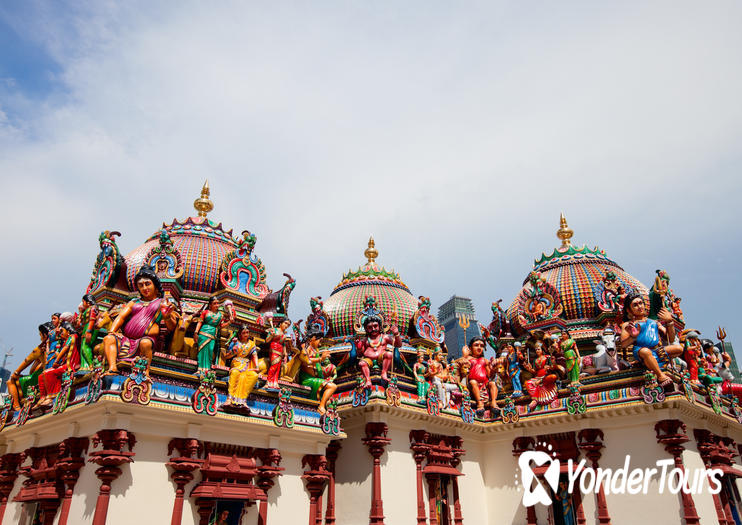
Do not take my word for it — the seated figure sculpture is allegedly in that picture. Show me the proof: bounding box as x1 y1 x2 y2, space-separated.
354 315 402 388
222 325 259 409
619 292 683 387
7 323 52 410
467 336 499 415
297 327 338 415
38 321 80 406
78 293 100 371
102 266 177 377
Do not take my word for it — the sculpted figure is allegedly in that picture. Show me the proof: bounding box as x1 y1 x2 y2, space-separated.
297 328 338 414
354 315 401 388
222 325 259 407
38 321 80 406
79 293 100 370
265 318 292 389
467 336 499 414
619 292 682 387
425 348 458 409
559 331 581 384
7 323 51 410
413 349 429 402
506 342 524 397
102 266 177 376
194 296 233 372
680 329 702 384
524 341 560 409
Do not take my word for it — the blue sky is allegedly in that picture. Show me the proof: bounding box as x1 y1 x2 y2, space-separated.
1 1 741 371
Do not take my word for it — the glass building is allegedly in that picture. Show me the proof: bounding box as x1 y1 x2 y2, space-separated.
437 295 481 359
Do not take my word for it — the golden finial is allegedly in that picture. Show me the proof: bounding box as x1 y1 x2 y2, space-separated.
557 212 573 248
193 180 214 217
364 236 378 263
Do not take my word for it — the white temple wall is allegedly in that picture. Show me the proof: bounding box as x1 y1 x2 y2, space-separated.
334 420 373 525
456 436 489 524
481 436 525 525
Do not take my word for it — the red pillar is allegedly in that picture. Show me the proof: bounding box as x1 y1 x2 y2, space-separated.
577 429 611 525
410 430 430 525
426 474 440 525
0 452 23 524
88 429 136 525
363 422 390 525
324 440 341 525
167 438 203 525
255 448 283 525
449 436 465 525
56 437 90 525
302 455 330 525
655 420 700 525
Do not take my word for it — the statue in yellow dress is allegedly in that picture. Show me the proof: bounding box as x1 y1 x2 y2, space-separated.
222 325 259 409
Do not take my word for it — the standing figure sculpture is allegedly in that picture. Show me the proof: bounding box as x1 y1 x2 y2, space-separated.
79 293 100 370
222 325 260 408
619 292 683 387
7 323 51 410
559 331 581 384
38 321 80 406
354 315 402 388
413 349 429 403
102 266 177 377
681 329 702 384
425 348 458 410
467 336 499 416
507 342 524 397
265 318 292 390
194 296 232 373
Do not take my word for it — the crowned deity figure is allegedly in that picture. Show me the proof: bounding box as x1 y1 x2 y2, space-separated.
354 314 402 389
619 292 683 387
265 318 293 390
78 293 100 370
38 321 80 406
467 336 500 415
222 325 260 408
102 266 178 377
194 296 233 372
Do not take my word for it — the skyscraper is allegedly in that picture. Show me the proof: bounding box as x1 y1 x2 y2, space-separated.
437 295 481 359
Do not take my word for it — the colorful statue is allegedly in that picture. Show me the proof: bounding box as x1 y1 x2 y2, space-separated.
78 293 100 371
194 296 233 372
425 348 456 410
583 327 620 375
222 325 259 408
354 314 402 388
297 328 338 415
467 336 499 415
680 329 702 384
559 331 581 384
7 323 51 410
648 269 671 319
265 318 292 390
38 321 80 406
619 292 683 387
102 266 178 377
506 342 524 397
524 341 559 409
413 349 429 403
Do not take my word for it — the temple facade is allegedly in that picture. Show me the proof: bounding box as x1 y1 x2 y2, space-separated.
1 185 741 525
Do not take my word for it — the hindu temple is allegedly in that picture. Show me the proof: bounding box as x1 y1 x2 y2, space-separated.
1 183 741 525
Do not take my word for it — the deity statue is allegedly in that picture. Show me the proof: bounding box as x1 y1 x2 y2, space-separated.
78 293 100 370
354 314 402 388
648 269 671 319
413 349 429 403
703 338 733 382
619 292 683 387
680 329 702 384
524 340 560 409
194 296 233 372
425 348 458 410
559 331 581 384
38 321 80 406
506 342 524 397
467 336 499 416
7 323 51 410
102 266 178 377
265 318 293 390
222 325 259 408
297 327 338 415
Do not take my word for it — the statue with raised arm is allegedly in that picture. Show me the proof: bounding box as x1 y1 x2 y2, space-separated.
7 323 51 410
354 314 402 388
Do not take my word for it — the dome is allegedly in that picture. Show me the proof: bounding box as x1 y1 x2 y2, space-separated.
125 216 237 293
323 238 420 338
506 215 649 336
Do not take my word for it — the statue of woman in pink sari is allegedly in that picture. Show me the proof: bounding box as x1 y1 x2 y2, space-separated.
102 266 177 376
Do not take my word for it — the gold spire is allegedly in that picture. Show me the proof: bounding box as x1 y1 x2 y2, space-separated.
193 180 214 217
557 212 573 248
364 236 378 263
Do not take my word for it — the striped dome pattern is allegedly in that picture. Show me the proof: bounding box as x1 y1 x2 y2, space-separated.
125 217 237 293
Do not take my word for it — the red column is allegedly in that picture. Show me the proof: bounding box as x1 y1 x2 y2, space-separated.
410 430 430 525
167 438 203 525
449 436 465 525
654 420 700 525
302 455 330 525
0 452 23 524
255 448 283 525
363 422 391 525
88 429 136 525
577 429 611 525
426 473 440 525
56 437 90 525
324 440 341 525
